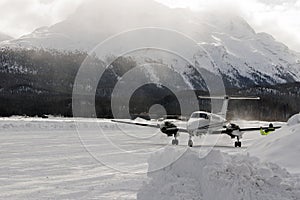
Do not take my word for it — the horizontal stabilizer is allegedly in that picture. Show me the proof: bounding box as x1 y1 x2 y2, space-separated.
198 95 260 100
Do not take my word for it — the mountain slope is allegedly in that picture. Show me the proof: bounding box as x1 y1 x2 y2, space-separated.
2 0 300 87
0 33 12 42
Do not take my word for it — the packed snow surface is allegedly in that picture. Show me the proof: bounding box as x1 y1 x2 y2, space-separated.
248 113 300 174
0 116 299 199
138 148 300 200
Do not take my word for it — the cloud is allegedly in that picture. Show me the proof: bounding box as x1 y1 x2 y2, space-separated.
0 0 83 38
157 0 300 51
244 0 300 51
242 0 300 52
1 0 300 52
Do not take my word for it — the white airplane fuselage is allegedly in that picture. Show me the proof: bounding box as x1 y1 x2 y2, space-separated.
186 111 227 136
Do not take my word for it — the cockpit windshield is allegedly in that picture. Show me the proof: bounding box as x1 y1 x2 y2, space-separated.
190 113 209 119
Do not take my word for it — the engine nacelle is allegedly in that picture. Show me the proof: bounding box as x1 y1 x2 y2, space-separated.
160 121 179 137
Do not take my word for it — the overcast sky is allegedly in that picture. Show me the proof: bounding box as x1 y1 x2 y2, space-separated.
1 0 300 51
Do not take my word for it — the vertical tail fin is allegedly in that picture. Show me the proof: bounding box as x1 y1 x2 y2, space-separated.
220 96 230 119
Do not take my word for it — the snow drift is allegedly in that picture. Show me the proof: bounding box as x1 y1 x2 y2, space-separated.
0 117 114 132
248 113 300 174
137 148 300 200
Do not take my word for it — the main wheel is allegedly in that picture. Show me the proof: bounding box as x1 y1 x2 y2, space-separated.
172 139 179 145
175 139 179 145
188 140 193 147
235 141 242 147
234 142 238 147
238 141 242 147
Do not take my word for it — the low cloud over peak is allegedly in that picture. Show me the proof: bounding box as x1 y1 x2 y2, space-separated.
1 0 300 51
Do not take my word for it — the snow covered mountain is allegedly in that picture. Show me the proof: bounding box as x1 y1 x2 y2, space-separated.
0 33 12 42
2 0 300 87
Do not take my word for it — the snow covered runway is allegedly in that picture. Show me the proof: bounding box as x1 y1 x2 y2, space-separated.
0 117 297 199
0 118 147 199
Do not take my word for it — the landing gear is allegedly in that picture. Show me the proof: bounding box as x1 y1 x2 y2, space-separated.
234 141 241 147
188 135 193 147
172 133 179 145
188 139 193 147
234 136 242 147
172 139 179 145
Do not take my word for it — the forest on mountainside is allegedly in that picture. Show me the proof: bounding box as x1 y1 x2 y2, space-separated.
1 48 299 121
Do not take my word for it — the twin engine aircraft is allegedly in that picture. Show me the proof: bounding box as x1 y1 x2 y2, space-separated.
112 96 281 147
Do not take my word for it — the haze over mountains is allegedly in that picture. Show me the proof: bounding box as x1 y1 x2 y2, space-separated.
0 32 12 42
1 0 300 88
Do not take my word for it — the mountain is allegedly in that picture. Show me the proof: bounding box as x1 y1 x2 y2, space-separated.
0 33 12 42
1 0 300 88
1 47 299 120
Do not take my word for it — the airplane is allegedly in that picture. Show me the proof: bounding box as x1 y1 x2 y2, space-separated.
112 95 281 147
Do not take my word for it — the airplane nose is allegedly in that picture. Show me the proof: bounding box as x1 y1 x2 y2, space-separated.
187 119 209 131
188 120 200 130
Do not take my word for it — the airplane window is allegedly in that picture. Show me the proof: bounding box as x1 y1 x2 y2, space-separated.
212 116 218 121
200 113 208 119
211 115 222 121
191 113 198 118
191 113 209 119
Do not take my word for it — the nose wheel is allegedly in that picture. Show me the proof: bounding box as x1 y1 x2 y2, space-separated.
188 135 193 147
188 139 193 147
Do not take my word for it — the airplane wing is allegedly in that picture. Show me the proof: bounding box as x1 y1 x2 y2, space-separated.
111 119 189 133
112 120 281 135
111 119 160 128
177 127 189 133
239 126 281 132
218 124 282 135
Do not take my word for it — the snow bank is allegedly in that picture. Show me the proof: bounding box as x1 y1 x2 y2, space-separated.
287 113 300 126
0 117 114 131
248 113 300 174
137 148 300 200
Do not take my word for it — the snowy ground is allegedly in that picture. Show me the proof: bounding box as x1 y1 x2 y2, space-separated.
0 117 146 199
0 116 298 199
248 114 300 174
138 148 300 200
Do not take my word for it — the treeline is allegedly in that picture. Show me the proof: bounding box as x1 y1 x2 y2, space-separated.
0 47 299 121
0 48 86 117
226 83 300 121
